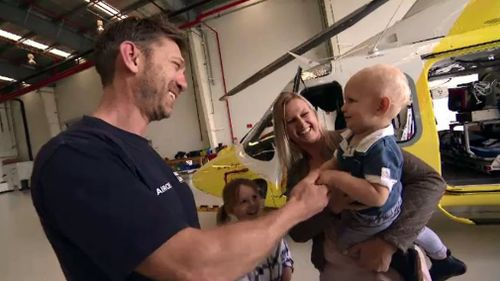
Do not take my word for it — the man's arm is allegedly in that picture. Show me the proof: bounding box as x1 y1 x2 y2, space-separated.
136 175 329 281
378 150 446 250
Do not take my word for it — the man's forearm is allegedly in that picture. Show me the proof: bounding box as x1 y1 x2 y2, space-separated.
196 202 303 280
137 198 310 281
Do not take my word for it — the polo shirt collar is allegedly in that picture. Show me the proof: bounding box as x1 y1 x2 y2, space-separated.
340 125 395 154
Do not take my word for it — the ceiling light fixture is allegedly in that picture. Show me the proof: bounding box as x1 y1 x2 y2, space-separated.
85 0 127 20
0 75 16 82
0 28 72 58
27 53 36 65
75 57 86 64
97 20 104 32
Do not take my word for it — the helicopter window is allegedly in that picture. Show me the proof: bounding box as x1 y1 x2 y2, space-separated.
393 74 417 143
243 113 275 161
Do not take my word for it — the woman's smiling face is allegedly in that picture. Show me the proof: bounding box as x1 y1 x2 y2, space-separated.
284 98 322 146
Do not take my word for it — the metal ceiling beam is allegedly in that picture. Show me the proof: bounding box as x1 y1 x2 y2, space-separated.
0 2 94 52
122 0 154 14
162 0 194 19
0 62 36 80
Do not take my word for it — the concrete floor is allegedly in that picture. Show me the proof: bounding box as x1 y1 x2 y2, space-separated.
1 189 499 280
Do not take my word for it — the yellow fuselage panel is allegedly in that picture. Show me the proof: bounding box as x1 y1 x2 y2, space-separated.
192 146 286 207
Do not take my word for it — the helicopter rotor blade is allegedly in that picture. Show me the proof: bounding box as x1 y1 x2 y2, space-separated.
220 0 389 101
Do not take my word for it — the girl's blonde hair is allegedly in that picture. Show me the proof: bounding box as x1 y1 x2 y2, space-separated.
216 178 261 225
272 91 332 187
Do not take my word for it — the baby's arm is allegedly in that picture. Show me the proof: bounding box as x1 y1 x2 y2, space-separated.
320 138 401 207
319 157 338 171
318 170 389 207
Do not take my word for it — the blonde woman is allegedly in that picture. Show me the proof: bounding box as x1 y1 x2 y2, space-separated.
273 90 463 281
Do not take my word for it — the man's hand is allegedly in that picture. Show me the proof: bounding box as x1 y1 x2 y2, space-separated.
347 237 396 272
288 173 329 222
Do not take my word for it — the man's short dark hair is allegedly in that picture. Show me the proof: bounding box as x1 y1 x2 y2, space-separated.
94 16 185 86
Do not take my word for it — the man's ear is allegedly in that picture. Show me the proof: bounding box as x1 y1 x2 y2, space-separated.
118 41 141 74
377 96 391 115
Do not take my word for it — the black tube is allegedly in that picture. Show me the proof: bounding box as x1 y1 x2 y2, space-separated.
12 99 33 161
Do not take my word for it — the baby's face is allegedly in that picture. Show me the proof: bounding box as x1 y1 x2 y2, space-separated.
231 185 264 221
341 83 380 135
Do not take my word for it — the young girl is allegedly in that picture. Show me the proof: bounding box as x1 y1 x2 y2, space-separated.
217 178 294 281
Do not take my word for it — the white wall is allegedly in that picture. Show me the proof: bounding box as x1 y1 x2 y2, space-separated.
54 62 207 159
199 0 330 142
0 102 17 159
54 67 103 127
15 90 53 159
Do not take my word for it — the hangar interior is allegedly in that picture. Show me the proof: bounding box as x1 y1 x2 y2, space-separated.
0 0 499 280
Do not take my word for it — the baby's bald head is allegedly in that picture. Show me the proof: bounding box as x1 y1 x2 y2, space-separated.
346 64 410 118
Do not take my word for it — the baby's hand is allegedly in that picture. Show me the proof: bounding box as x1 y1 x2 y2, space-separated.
317 169 340 188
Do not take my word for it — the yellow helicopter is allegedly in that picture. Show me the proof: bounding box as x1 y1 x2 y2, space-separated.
193 0 500 225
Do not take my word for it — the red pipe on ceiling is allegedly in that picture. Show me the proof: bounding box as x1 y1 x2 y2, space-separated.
0 61 94 104
180 0 251 29
0 0 250 103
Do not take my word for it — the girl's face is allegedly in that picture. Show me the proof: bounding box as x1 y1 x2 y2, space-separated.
231 184 264 221
284 98 322 146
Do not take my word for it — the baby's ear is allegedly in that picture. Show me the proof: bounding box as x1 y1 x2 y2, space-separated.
377 96 391 114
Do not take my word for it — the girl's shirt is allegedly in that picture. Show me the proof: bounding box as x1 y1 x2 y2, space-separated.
238 238 293 281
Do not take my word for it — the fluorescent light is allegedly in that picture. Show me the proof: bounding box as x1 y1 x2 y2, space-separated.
23 39 49 50
85 0 127 19
0 28 72 58
0 75 16 82
49 49 72 58
0 29 21 41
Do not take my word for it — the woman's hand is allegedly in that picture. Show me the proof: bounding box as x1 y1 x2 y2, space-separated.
347 237 396 272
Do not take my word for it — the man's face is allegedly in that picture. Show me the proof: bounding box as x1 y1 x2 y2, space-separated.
136 38 187 121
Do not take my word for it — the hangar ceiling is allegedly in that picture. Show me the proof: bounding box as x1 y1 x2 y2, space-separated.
0 0 227 100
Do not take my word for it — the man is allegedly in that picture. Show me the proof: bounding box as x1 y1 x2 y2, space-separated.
31 17 329 281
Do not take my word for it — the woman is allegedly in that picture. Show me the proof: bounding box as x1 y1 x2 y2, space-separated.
272 91 458 280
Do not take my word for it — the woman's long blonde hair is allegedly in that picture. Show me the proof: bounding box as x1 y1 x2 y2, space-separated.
272 91 332 187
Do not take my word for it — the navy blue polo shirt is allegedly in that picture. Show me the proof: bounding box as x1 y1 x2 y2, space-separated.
31 116 199 281
335 126 402 215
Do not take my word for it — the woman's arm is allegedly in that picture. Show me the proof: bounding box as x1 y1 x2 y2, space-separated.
347 151 446 272
379 150 446 250
288 209 330 242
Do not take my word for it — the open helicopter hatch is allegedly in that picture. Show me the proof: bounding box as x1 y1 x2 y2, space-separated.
428 46 500 187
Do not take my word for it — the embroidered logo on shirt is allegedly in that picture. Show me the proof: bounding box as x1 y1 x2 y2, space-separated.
156 182 173 196
381 167 391 179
